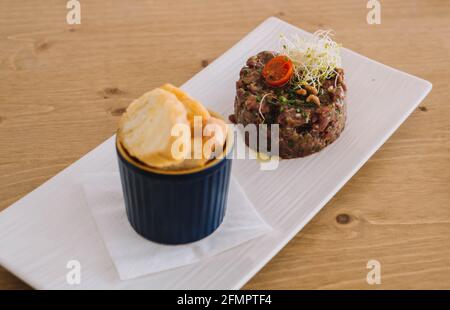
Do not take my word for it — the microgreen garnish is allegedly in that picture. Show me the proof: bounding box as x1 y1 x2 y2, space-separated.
279 30 342 90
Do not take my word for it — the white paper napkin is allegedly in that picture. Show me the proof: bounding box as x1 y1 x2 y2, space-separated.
79 172 271 280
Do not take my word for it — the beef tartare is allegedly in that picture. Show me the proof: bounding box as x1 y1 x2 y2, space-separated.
230 31 347 158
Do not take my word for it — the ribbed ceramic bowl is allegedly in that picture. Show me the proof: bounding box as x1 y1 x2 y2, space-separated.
116 112 233 245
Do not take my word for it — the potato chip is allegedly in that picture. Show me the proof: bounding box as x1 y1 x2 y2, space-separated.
160 84 211 126
118 88 190 168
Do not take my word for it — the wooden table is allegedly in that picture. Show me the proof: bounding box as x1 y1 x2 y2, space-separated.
1 0 449 290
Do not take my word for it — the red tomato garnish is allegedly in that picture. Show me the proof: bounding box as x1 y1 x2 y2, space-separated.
262 55 293 87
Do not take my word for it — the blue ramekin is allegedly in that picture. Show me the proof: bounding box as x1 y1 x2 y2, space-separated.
116 115 233 245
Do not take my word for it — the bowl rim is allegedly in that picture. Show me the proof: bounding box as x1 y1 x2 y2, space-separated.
116 110 233 176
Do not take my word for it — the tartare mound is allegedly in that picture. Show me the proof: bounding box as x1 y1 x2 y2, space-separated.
231 51 347 158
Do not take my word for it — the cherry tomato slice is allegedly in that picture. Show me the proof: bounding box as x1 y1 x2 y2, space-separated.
262 55 293 87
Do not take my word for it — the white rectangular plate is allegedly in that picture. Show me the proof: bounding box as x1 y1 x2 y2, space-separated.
0 17 432 289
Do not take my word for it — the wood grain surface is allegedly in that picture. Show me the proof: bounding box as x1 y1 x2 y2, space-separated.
0 0 449 290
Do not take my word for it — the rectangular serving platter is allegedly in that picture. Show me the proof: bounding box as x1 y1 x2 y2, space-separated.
0 17 432 289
